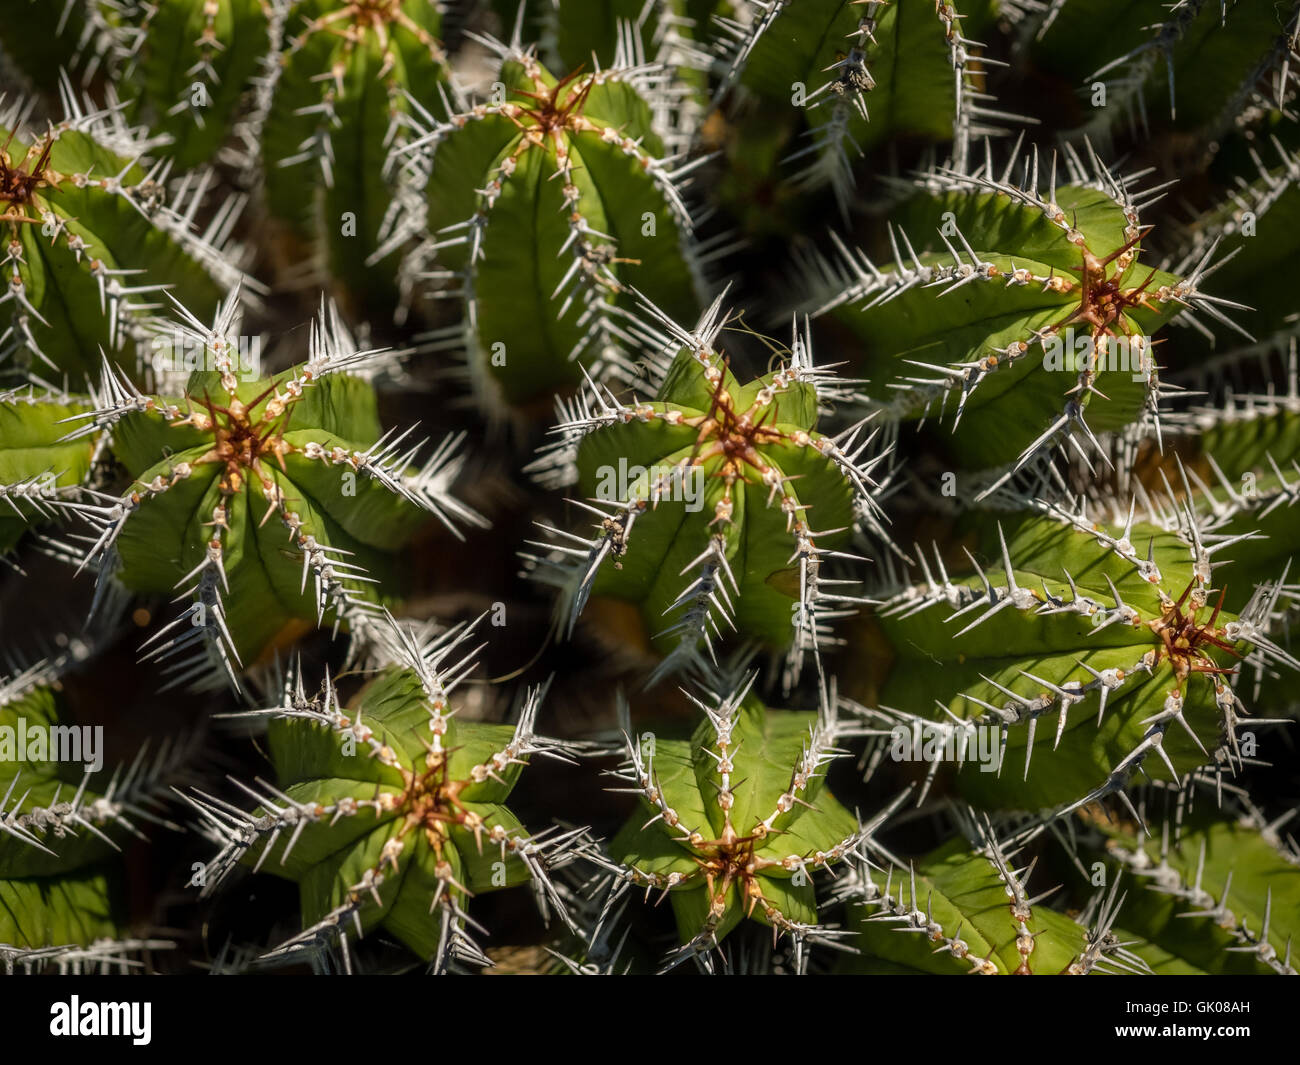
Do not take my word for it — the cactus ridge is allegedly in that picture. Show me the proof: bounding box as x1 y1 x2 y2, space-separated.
0 645 193 968
97 0 278 169
0 383 98 557
540 4 713 157
713 0 1014 215
836 810 1153 975
1101 789 1299 975
1038 0 1300 148
587 674 903 973
856 494 1298 815
0 84 255 385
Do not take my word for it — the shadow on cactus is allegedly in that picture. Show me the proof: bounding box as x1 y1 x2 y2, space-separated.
184 617 585 972
59 294 485 690
525 297 893 688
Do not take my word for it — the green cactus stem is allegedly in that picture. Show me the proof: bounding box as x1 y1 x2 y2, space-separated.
847 498 1297 812
103 0 278 170
0 89 250 388
260 0 455 315
713 0 1008 216
589 675 896 972
184 617 585 971
0 385 98 557
835 810 1179 974
524 297 890 687
801 141 1240 496
387 38 707 416
0 651 184 968
1096 789 1298 975
59 293 485 689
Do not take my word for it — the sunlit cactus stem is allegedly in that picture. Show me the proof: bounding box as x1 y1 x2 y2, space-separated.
524 296 891 689
59 293 485 690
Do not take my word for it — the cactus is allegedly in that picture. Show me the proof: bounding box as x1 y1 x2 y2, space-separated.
801 141 1239 497
834 811 1175 974
850 500 1297 813
99 0 277 171
184 618 584 971
0 1 91 95
525 298 889 686
1096 790 1299 975
0 385 98 557
61 295 484 688
1029 0 1300 149
0 650 184 970
0 90 249 388
389 39 706 415
256 0 457 316
1167 138 1300 360
588 675 890 972
542 0 720 139
713 0 1007 214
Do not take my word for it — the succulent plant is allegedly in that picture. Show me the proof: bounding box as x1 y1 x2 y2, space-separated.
1096 790 1299 975
98 0 277 171
0 385 98 557
541 0 720 135
0 650 184 972
589 674 891 972
0 0 1297 987
850 497 1297 813
389 39 706 415
1167 137 1300 359
185 618 583 971
800 141 1248 497
831 798 1299 975
259 0 455 315
0 91 248 388
713 0 1006 214
1029 0 1300 149
525 298 890 686
61 295 484 688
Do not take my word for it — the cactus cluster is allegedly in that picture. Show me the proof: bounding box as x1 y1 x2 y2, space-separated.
0 0 1296 984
